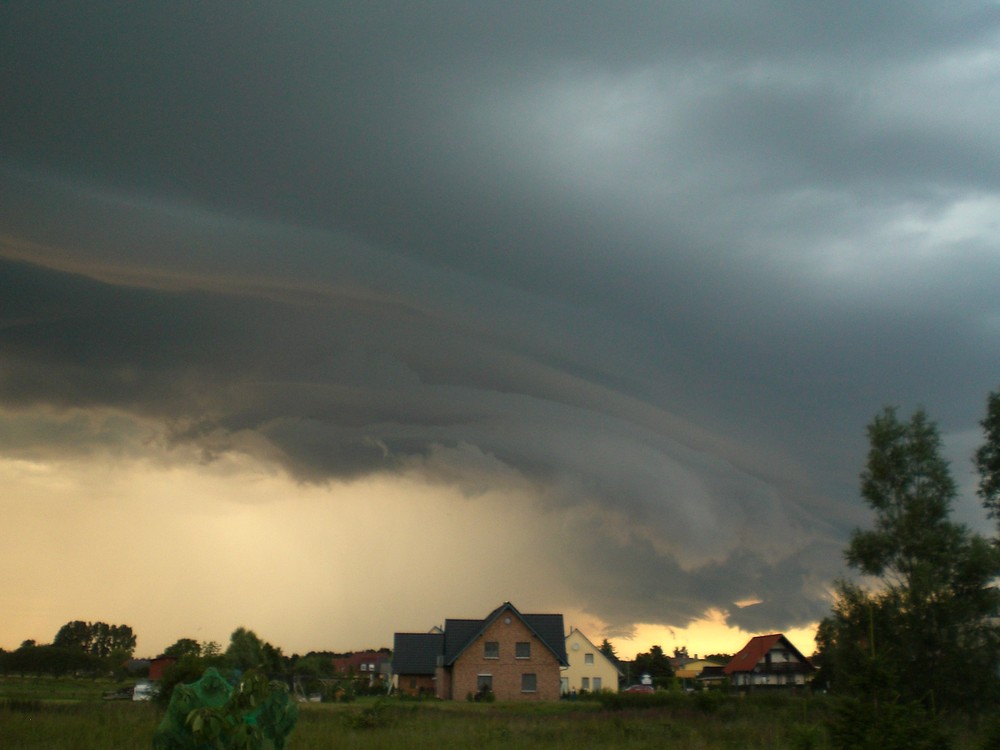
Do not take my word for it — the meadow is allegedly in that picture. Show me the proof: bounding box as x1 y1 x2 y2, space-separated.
0 676 991 750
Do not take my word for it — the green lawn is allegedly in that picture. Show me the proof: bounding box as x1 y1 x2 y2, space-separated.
0 674 130 702
0 679 990 750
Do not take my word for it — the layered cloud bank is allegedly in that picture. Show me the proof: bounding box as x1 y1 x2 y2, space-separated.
2 3 999 647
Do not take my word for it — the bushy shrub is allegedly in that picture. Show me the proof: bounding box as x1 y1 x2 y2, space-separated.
979 715 1000 750
346 700 393 730
0 644 101 677
828 696 951 750
692 689 725 714
155 653 227 707
153 667 297 750
787 722 826 750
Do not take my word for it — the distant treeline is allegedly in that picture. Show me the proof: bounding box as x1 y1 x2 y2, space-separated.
0 620 137 678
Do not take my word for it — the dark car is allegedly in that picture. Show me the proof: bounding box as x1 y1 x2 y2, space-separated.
623 684 655 693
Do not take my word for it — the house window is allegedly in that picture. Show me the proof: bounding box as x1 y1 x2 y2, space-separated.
515 641 531 659
581 677 590 690
477 674 493 691
584 653 594 664
593 677 602 691
484 641 499 659
521 673 537 692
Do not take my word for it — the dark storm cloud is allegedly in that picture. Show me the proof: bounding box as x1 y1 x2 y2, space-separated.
2 2 999 634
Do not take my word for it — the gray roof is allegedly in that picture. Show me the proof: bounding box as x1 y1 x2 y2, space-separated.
393 603 569 675
392 632 444 675
444 602 569 667
442 619 483 665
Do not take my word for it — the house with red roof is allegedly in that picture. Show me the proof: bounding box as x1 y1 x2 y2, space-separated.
331 650 391 686
723 633 814 689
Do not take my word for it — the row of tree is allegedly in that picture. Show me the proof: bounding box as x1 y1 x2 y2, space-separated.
817 389 1000 748
53 620 137 658
1 621 137 678
0 620 379 707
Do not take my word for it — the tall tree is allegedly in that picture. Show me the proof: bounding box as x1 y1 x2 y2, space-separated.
225 627 284 674
632 644 674 688
820 407 1000 717
52 620 135 659
53 620 93 652
598 638 618 661
162 638 203 659
975 389 1000 526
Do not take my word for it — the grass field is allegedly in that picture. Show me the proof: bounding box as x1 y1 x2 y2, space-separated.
0 677 990 749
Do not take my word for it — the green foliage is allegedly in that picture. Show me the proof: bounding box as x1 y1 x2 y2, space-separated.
471 684 495 703
631 644 674 688
848 409 962 584
153 667 297 750
225 628 284 675
157 660 195 708
3 698 44 712
52 621 136 660
0 643 101 677
828 695 951 750
291 653 334 680
156 637 228 705
820 405 1000 734
345 699 394 730
978 715 1000 750
23 683 1000 750
787 722 825 750
162 639 202 660
597 639 617 661
703 652 733 665
975 389 1000 526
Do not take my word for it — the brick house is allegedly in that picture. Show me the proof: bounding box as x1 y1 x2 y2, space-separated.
393 602 568 701
331 650 391 686
723 633 815 689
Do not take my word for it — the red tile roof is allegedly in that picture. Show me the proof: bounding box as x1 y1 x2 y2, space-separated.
331 650 390 674
724 633 812 675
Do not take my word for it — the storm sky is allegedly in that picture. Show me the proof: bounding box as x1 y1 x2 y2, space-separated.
2 2 999 657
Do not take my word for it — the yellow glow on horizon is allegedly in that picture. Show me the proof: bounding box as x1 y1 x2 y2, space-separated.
0 452 563 656
0 451 820 663
612 611 819 661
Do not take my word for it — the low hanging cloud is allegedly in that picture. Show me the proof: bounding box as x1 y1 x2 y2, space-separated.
2 2 999 638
